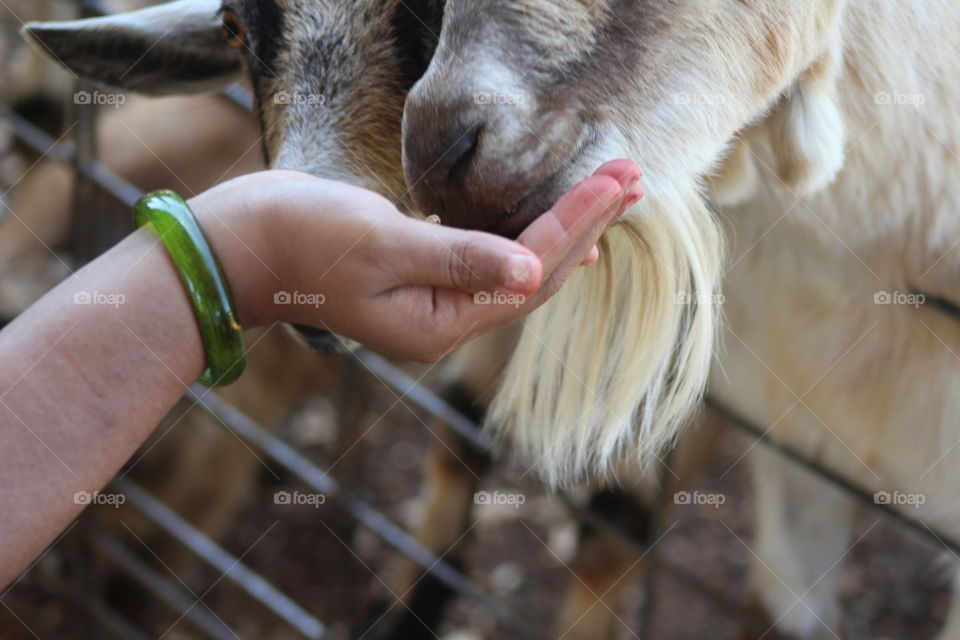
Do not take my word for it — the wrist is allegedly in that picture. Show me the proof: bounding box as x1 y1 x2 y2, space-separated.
187 187 284 329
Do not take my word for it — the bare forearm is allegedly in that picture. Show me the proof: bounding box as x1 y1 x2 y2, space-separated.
0 229 204 584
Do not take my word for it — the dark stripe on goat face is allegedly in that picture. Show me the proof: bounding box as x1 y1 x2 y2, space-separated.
223 0 286 162
445 0 656 122
238 0 286 77
438 0 620 109
232 0 446 188
389 0 445 87
252 0 284 73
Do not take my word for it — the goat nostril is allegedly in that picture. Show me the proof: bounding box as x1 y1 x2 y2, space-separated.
403 115 488 220
445 123 481 184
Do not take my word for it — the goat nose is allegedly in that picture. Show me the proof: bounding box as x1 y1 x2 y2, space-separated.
403 111 496 224
404 120 482 189
442 124 482 184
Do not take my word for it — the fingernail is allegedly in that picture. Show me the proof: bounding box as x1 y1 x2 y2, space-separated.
618 183 643 216
610 185 632 212
504 254 536 291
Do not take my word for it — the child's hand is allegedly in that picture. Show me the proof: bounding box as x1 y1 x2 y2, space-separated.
190 160 643 361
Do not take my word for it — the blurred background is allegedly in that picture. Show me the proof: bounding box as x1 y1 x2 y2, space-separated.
0 2 954 639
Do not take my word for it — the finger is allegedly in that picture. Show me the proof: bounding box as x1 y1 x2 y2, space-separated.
450 180 618 335
576 180 642 267
387 220 544 295
385 160 641 298
520 160 643 273
541 178 643 286
596 161 643 221
592 159 643 189
521 163 643 303
451 161 642 336
617 180 645 217
516 173 624 275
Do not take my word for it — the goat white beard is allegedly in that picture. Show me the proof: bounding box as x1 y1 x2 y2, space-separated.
486 190 724 486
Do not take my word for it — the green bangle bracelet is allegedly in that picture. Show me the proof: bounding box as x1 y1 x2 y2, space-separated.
133 190 246 387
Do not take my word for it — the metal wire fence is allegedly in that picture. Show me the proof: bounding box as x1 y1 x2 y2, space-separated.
1 11 958 637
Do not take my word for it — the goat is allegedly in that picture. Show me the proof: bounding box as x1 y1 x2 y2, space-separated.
403 1 960 638
22 1 960 638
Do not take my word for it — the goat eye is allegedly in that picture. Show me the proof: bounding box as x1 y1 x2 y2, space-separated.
221 10 246 48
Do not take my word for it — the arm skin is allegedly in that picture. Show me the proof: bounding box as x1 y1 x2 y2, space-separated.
0 160 642 587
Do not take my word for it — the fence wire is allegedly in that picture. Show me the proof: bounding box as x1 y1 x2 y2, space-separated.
1 26 956 638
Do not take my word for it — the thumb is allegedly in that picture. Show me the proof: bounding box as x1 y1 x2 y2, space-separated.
389 220 544 294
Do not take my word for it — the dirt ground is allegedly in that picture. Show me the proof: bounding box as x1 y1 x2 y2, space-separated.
0 365 954 640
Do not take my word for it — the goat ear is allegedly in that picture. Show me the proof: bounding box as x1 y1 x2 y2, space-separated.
21 0 241 96
768 45 846 196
